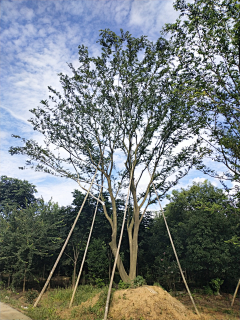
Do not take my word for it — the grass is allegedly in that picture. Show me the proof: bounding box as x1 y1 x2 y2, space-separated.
0 285 104 320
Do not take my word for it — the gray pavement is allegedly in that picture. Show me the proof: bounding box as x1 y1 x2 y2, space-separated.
0 302 32 320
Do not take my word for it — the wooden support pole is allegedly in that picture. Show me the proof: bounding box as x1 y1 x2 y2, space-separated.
231 278 240 307
33 168 99 308
148 168 200 317
103 169 133 320
69 188 102 308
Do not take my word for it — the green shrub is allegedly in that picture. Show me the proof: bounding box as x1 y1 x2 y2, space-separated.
203 285 213 295
95 278 105 288
118 280 130 289
210 278 224 295
133 276 146 287
25 290 38 304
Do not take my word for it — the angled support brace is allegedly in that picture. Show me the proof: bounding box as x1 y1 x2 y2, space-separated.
148 167 200 317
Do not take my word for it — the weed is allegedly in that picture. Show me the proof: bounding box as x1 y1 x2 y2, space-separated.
25 290 38 304
95 277 105 288
210 278 224 295
223 309 234 315
0 280 5 289
26 306 61 320
118 280 130 289
203 285 213 295
133 276 146 287
81 286 111 319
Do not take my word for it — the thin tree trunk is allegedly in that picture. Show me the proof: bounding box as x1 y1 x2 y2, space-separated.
108 249 112 280
8 274 11 288
72 261 76 289
23 267 26 293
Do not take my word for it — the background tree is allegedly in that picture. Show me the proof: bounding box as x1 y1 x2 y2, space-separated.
164 0 240 190
150 181 240 291
0 175 37 210
0 188 63 290
10 29 205 282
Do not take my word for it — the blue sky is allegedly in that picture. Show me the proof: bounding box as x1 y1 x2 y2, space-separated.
0 0 231 208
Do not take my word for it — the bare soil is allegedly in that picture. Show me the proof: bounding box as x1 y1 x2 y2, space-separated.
62 285 239 319
108 285 199 320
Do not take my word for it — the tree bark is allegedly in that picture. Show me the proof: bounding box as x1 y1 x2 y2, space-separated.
109 239 130 283
128 220 140 280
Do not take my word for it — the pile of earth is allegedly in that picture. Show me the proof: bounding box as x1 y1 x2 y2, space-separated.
107 285 199 320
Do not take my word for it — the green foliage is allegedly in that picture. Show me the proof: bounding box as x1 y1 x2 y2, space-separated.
25 290 38 304
0 185 64 288
149 180 240 289
118 280 130 289
0 175 37 210
95 278 105 288
225 235 240 247
203 285 213 296
154 254 179 291
87 239 109 282
26 306 60 320
133 276 146 287
210 278 224 295
164 0 240 187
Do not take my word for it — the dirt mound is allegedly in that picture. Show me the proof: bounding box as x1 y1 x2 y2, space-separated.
108 285 198 320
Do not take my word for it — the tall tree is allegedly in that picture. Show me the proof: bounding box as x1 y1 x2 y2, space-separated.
163 0 240 190
0 176 37 210
10 30 204 282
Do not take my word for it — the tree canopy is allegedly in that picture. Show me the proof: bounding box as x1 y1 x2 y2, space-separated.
164 0 240 189
0 175 37 210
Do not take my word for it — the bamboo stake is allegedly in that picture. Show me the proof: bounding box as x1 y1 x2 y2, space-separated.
33 168 99 308
103 168 134 320
69 187 103 308
148 168 200 317
231 278 240 307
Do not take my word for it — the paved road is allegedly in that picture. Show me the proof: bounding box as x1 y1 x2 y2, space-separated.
0 302 32 320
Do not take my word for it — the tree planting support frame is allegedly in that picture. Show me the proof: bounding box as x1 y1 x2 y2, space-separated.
34 167 101 308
